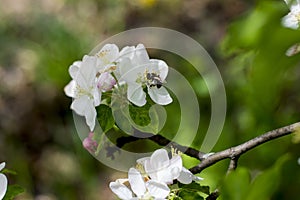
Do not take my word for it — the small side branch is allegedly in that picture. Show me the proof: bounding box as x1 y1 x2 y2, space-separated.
227 156 239 173
190 122 300 174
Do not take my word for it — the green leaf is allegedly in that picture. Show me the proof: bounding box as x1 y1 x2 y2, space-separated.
1 169 17 175
179 182 210 195
220 167 251 200
117 103 165 134
198 185 210 195
3 185 24 200
112 106 134 134
246 154 290 200
178 190 204 200
221 1 287 55
101 91 112 104
96 104 114 133
94 104 115 154
220 155 290 200
129 103 152 127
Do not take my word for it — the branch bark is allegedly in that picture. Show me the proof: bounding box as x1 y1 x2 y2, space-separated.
227 156 239 173
190 122 300 174
116 129 207 160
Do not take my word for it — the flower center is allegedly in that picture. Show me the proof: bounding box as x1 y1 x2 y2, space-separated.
293 10 300 23
135 70 164 89
145 72 163 88
97 49 109 58
296 14 300 22
97 49 111 65
75 85 94 99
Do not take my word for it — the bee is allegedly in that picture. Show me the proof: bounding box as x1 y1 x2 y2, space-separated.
146 72 163 88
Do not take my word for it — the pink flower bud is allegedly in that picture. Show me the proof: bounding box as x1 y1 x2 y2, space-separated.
83 132 98 153
97 72 116 92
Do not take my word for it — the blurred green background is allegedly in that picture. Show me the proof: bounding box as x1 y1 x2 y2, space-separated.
0 0 299 199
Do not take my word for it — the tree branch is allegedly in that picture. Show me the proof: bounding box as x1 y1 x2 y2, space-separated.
116 130 207 160
190 122 300 174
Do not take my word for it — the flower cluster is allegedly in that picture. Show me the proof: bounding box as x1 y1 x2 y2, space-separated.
282 0 300 29
109 149 202 200
0 162 7 200
281 0 300 56
64 44 173 131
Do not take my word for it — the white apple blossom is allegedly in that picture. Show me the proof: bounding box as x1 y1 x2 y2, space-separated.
64 43 174 131
118 44 172 107
109 167 170 200
0 162 8 200
95 44 119 73
137 149 202 185
64 55 101 131
282 0 300 29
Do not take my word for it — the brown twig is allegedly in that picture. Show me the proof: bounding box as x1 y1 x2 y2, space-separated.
190 122 300 174
116 129 207 160
227 156 240 173
206 189 219 200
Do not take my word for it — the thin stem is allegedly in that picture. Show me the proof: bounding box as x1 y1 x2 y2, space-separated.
111 72 121 88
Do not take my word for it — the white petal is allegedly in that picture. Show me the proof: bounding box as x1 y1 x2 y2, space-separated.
127 83 146 107
156 170 174 184
148 87 172 105
177 167 203 184
119 58 144 83
285 0 300 10
109 181 133 200
71 96 96 131
149 59 169 81
136 157 150 165
150 149 170 171
128 168 146 197
92 87 102 107
0 163 5 171
146 180 170 199
134 44 149 65
0 174 7 200
282 13 299 29
119 46 136 60
158 60 168 81
75 55 97 90
118 57 131 81
144 159 158 180
64 80 76 98
168 155 183 179
97 44 119 62
69 61 81 79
